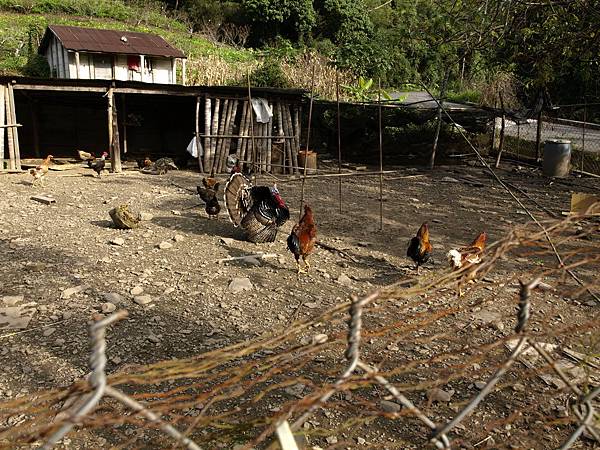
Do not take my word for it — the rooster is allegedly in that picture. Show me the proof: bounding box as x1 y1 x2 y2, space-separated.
87 152 108 177
224 173 290 243
29 155 54 187
406 222 432 274
287 205 317 275
197 176 221 219
447 231 487 296
136 157 152 169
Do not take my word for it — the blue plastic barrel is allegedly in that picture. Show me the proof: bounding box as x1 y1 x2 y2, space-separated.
543 139 571 177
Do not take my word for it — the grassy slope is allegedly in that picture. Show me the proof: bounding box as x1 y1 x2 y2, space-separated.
0 0 256 80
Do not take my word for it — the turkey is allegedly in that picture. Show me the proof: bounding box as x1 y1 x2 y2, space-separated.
224 173 290 243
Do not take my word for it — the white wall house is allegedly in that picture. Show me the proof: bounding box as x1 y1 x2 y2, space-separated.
39 25 187 85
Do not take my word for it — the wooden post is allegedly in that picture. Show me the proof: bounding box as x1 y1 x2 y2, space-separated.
495 93 506 168
276 102 286 173
0 84 4 170
195 96 204 174
122 94 128 154
286 105 299 174
75 51 80 78
581 98 586 172
535 108 543 162
430 69 449 169
299 62 316 215
214 99 230 173
182 59 187 86
107 86 121 172
336 71 342 213
5 86 15 170
7 84 20 170
203 96 211 170
172 58 177 84
140 55 146 83
238 101 249 166
378 77 383 231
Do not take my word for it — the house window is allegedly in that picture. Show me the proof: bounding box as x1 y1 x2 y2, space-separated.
127 55 140 72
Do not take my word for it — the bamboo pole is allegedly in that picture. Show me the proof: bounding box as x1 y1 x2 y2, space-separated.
210 98 221 171
7 84 20 170
430 69 449 169
203 96 211 170
211 100 229 173
0 85 4 170
299 62 316 215
378 77 383 231
5 86 16 170
235 100 248 159
220 99 238 172
246 70 257 179
282 104 293 174
276 102 286 173
495 93 506 168
238 101 250 165
336 71 342 213
293 105 301 170
535 108 543 162
195 96 204 174
286 105 299 175
266 101 273 172
240 101 251 169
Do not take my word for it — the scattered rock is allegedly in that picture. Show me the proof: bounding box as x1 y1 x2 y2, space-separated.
357 437 366 445
147 334 160 343
325 436 338 445
220 237 234 245
171 210 181 216
441 176 460 183
380 400 402 413
163 287 175 295
228 277 253 293
139 212 153 221
512 383 525 392
2 295 23 306
54 338 65 346
111 356 122 364
43 328 56 337
427 388 454 403
336 273 352 287
173 234 184 242
61 285 89 299
100 302 116 314
284 383 306 398
130 285 144 296
311 334 328 345
474 381 487 390
110 237 125 246
62 311 73 320
134 295 153 305
103 293 124 304
158 241 173 250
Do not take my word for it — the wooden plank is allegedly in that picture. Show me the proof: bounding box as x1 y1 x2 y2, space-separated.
12 84 105 93
111 90 122 173
8 84 20 170
5 86 16 170
195 95 204 173
0 85 4 170
75 51 81 79
570 192 600 214
210 98 221 170
182 59 187 86
31 195 56 205
203 96 211 170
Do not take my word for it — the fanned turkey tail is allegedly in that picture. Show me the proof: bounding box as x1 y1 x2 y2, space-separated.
224 173 251 227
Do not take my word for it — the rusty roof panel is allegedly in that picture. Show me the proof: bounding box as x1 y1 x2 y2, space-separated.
41 25 185 58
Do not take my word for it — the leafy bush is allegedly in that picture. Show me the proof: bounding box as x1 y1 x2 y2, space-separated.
23 53 49 76
241 0 316 44
248 57 290 88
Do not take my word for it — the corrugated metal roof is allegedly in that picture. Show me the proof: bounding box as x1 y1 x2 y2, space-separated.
40 25 186 58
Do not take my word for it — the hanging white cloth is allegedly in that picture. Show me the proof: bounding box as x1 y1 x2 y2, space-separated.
186 136 203 158
251 98 273 123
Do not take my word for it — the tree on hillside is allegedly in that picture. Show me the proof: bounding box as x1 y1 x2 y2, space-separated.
241 0 316 44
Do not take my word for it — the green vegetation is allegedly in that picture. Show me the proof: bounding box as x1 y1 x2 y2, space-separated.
0 0 598 106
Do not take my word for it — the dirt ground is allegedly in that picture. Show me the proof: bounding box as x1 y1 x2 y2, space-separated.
0 158 598 449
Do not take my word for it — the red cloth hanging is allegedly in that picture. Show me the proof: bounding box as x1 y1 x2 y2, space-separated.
127 55 140 71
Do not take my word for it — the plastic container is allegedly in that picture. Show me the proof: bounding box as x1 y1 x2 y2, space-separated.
542 139 571 178
298 150 317 175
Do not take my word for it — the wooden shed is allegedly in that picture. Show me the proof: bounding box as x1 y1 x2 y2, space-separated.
39 25 187 85
0 77 306 174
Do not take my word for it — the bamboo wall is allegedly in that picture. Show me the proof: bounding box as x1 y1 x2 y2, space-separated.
201 96 302 175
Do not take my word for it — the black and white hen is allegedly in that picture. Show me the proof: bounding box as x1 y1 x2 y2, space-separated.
224 173 290 243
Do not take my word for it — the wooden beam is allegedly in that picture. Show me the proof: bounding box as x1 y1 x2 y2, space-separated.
75 51 80 79
0 85 4 170
5 85 15 170
7 84 20 170
182 59 187 86
12 84 106 93
195 95 204 174
140 55 145 83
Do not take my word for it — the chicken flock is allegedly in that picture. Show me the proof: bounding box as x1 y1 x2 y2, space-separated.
29 152 487 293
